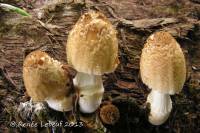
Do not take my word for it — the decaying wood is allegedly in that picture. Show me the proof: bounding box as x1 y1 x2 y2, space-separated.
0 0 200 133
119 17 179 29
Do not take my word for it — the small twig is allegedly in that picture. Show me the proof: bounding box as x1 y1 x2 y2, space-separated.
119 29 130 52
46 14 55 24
105 4 119 19
0 66 17 89
73 86 80 121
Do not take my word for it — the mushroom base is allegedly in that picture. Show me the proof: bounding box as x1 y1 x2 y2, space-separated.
147 90 172 125
74 72 104 113
46 96 73 112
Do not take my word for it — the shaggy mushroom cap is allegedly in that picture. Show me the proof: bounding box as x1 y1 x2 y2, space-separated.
140 31 186 94
67 11 119 75
100 104 120 125
23 50 73 102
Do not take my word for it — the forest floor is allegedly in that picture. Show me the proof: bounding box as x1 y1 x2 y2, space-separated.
0 0 200 133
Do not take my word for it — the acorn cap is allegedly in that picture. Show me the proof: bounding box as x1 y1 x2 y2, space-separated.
140 31 186 94
67 11 119 75
23 50 72 101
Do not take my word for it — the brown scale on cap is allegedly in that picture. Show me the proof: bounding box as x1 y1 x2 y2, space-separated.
67 11 119 75
140 31 186 94
23 50 48 68
145 31 175 47
100 104 120 125
23 50 73 102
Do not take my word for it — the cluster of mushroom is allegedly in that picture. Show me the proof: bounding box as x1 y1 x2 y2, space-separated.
23 11 186 126
23 11 119 116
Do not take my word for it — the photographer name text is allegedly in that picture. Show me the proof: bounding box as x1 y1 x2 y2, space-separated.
9 121 84 128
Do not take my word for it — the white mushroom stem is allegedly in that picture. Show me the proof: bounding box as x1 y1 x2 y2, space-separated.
74 72 104 113
147 90 172 125
46 96 73 112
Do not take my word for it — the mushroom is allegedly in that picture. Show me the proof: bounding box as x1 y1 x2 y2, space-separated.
66 11 119 113
100 104 120 125
23 50 74 112
140 31 186 125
